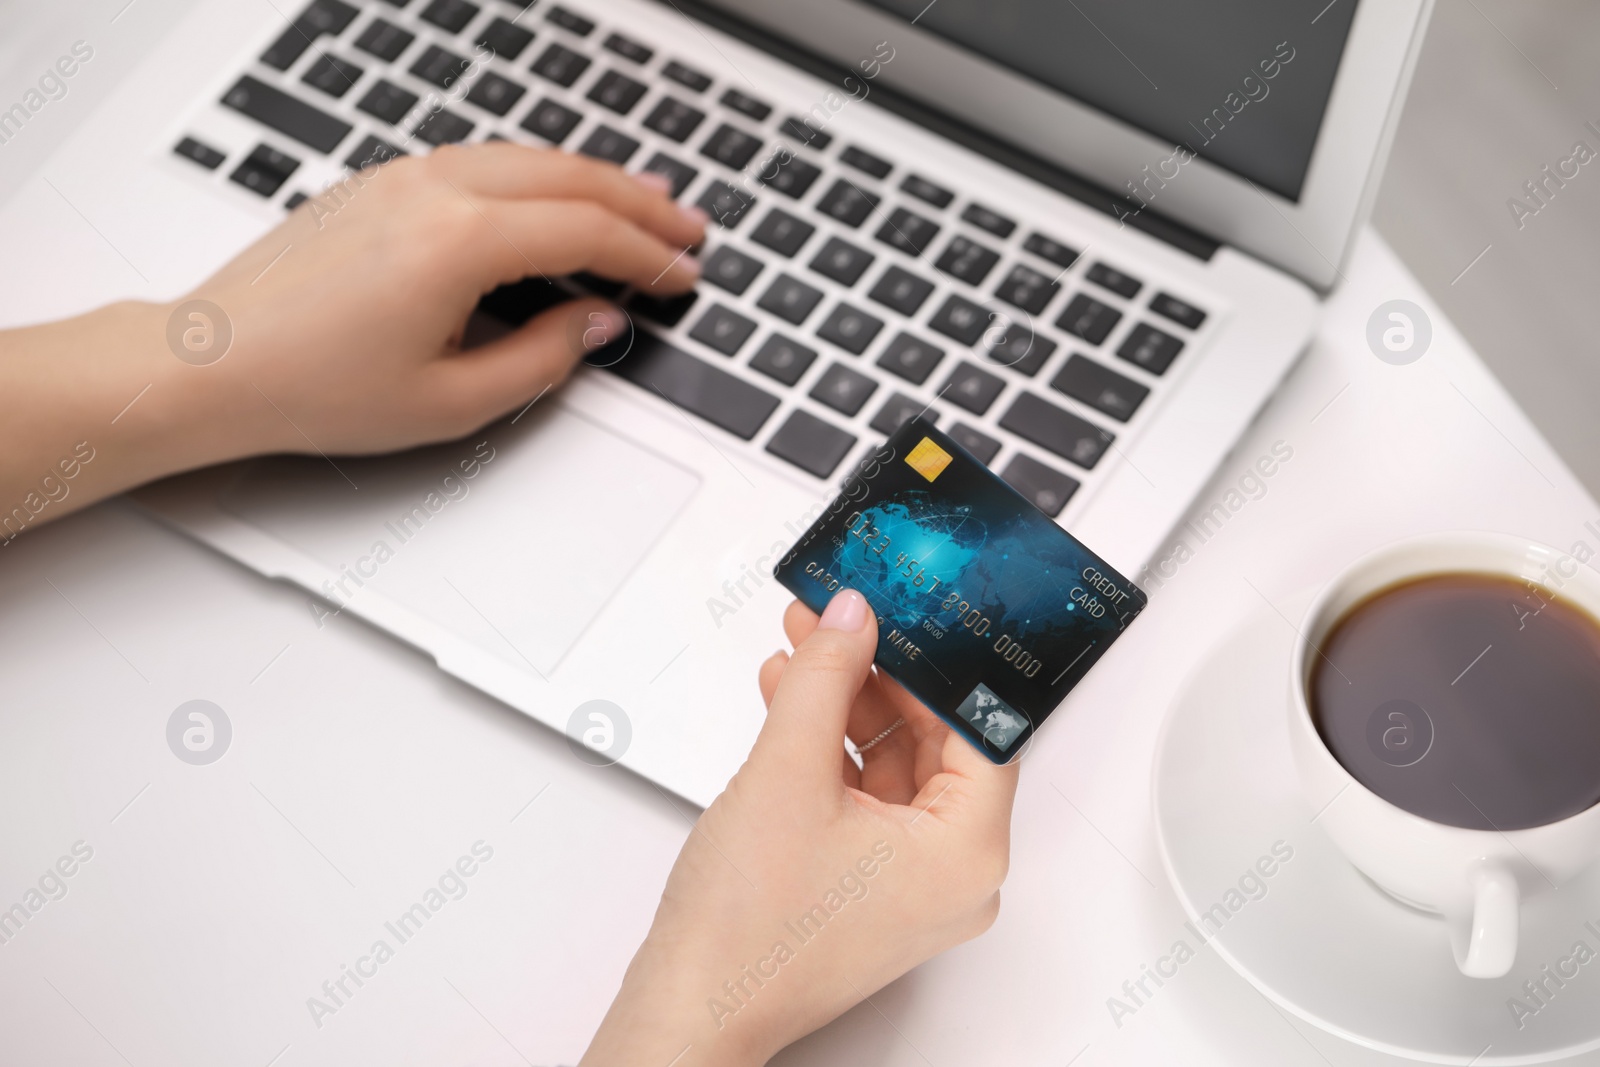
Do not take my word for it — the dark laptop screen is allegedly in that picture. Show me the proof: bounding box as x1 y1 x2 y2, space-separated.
859 0 1359 201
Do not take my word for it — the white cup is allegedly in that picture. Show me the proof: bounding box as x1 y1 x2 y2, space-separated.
1288 532 1600 978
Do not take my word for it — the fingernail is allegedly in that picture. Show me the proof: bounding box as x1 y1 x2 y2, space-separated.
818 589 868 632
681 204 710 228
584 307 629 350
632 170 674 194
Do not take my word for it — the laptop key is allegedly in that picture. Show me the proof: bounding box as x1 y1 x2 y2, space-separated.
663 60 712 93
750 208 815 258
927 294 993 347
477 17 534 61
1001 453 1079 517
356 80 419 125
643 98 706 143
876 333 944 385
413 108 475 146
355 18 415 62
961 203 1015 238
689 304 758 356
520 98 582 144
808 237 874 286
603 32 653 64
948 422 1001 466
229 143 300 197
419 0 479 34
466 71 526 116
749 334 818 385
810 362 877 415
344 134 406 171
1056 293 1122 345
1117 323 1185 375
174 136 225 170
411 44 472 89
935 235 1000 286
1051 354 1149 422
816 179 879 228
1000 392 1113 469
588 70 649 115
641 153 698 198
758 154 822 199
1023 232 1079 270
766 409 858 478
839 145 892 180
780 117 831 150
816 303 884 356
629 289 700 327
871 393 935 436
703 246 765 295
987 324 1056 377
545 6 595 36
867 266 934 316
696 181 757 229
222 76 353 153
720 88 772 121
901 174 953 209
876 207 940 257
578 125 640 165
942 362 1005 415
530 42 591 87
1149 292 1207 330
994 263 1060 316
261 0 358 70
285 192 309 210
757 275 824 325
701 124 763 170
600 330 778 440
1086 262 1141 299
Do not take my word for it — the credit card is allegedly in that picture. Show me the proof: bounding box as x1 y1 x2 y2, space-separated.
774 419 1146 764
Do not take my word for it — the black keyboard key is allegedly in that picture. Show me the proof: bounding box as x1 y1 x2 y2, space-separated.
466 71 526 115
942 362 1005 415
934 235 1000 286
603 32 652 63
816 304 884 356
413 107 475 145
1086 262 1141 299
766 409 858 478
588 70 648 115
696 181 756 229
530 42 590 87
876 207 939 257
987 325 1056 376
757 275 823 325
601 331 778 440
261 0 358 70
720 88 771 121
1117 323 1185 375
174 136 225 170
222 76 352 153
900 174 953 209
641 152 698 198
839 145 892 179
780 117 831 150
871 393 934 436
701 124 763 170
1000 392 1112 469
578 125 640 164
285 191 309 210
1056 293 1122 345
1001 453 1079 517
810 362 877 415
1023 232 1078 270
419 0 479 34
520 97 582 143
867 266 934 316
477 17 534 60
411 44 472 89
545 5 595 36
816 179 879 228
927 294 993 347
629 289 699 327
876 333 944 385
758 154 821 199
355 18 415 62
961 203 1015 238
1051 355 1149 422
689 304 758 356
750 334 818 385
663 60 712 93
229 143 300 197
703 246 764 295
949 423 1001 466
994 263 1059 316
808 237 874 286
643 97 706 143
343 134 406 171
356 79 419 125
750 208 815 258
1149 292 1207 330
570 272 627 299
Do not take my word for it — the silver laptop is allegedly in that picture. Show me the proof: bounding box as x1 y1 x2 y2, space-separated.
109 0 1433 805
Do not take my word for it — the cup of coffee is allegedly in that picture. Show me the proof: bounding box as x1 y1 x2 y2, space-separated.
1288 532 1600 978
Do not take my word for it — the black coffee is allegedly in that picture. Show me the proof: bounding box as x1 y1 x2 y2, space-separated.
1311 573 1600 831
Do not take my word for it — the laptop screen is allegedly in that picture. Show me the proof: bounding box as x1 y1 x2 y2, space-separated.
859 0 1360 201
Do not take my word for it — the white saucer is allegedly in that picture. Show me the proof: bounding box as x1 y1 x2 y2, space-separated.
1152 594 1600 1065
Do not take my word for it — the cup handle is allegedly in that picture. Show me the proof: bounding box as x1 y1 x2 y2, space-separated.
1447 864 1519 978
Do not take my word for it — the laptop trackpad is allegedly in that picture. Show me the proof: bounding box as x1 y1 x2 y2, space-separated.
219 405 701 677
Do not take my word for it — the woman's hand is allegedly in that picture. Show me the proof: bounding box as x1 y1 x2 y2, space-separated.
582 590 1021 1066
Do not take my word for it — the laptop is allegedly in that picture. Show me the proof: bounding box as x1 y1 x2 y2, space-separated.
39 0 1432 806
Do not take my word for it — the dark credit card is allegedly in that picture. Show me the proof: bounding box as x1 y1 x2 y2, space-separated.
774 419 1146 763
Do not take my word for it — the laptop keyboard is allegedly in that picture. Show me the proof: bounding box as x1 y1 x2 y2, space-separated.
173 0 1214 518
